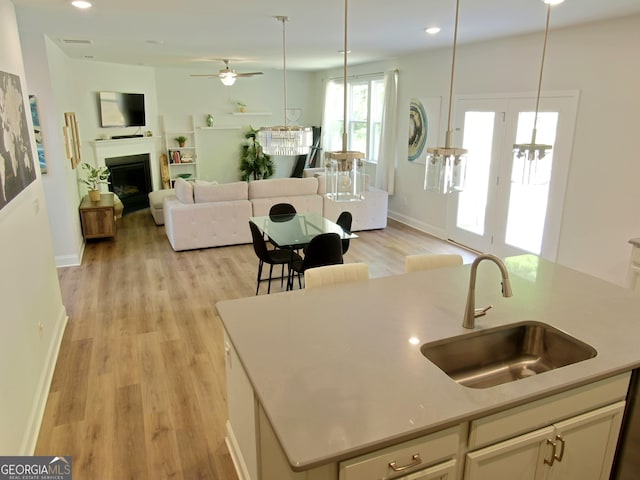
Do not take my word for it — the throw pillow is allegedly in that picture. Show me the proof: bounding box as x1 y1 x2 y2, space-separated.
174 178 194 204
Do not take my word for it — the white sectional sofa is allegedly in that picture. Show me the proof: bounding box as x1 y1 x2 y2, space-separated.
163 179 253 251
160 174 388 252
308 171 389 231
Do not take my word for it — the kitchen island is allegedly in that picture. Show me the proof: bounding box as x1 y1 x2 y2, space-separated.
216 255 640 480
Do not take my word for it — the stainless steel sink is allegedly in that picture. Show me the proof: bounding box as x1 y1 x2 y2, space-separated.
420 321 597 389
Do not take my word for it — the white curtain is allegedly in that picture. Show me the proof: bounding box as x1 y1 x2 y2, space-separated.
320 79 341 164
375 69 398 194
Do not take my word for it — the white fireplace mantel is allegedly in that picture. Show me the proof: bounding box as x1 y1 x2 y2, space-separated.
90 137 162 191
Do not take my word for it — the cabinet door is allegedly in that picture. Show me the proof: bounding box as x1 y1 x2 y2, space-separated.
464 426 554 480
548 401 625 480
81 208 115 238
397 459 457 480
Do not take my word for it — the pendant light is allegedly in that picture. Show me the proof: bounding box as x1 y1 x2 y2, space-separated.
424 0 467 194
512 0 563 185
258 16 313 156
324 0 366 202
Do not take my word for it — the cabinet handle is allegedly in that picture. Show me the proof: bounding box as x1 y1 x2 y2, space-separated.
388 453 422 472
554 435 565 462
544 439 557 466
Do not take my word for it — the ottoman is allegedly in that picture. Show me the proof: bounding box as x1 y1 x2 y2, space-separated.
148 189 175 225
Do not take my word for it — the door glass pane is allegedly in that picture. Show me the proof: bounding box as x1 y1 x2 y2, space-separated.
505 112 558 254
456 112 495 235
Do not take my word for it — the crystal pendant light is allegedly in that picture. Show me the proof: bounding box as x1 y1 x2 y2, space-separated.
512 0 563 185
325 0 365 202
258 16 313 156
424 0 467 194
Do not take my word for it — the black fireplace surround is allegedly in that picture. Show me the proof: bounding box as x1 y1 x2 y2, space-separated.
105 154 151 214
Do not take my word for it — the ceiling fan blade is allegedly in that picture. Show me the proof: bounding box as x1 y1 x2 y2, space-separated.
190 74 218 77
234 72 264 77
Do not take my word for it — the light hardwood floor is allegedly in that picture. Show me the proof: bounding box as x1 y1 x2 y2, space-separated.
35 209 475 479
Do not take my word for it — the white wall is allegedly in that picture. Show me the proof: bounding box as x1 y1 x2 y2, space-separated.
316 15 640 286
155 67 317 184
0 0 67 455
19 33 85 266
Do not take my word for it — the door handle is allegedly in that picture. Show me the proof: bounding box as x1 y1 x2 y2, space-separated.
544 438 557 466
554 435 565 462
388 453 422 472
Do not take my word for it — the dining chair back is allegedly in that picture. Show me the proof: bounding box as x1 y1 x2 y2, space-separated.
289 232 344 290
249 221 301 294
336 211 353 254
305 263 369 289
404 253 463 273
269 203 297 221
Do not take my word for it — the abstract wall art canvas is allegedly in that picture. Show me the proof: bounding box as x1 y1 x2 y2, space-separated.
29 95 46 174
0 70 37 211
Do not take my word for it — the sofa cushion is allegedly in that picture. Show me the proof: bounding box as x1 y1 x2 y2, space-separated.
174 178 194 204
194 181 248 203
248 177 319 199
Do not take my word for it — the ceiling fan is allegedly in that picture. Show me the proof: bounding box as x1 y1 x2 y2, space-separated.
190 59 263 86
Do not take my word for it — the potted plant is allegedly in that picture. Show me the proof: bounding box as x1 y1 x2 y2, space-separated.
79 162 110 201
240 127 274 181
175 136 187 147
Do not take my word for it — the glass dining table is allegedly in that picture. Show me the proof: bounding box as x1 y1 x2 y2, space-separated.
250 211 357 250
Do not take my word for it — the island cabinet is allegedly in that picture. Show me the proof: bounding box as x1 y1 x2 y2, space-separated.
464 373 629 480
224 325 630 480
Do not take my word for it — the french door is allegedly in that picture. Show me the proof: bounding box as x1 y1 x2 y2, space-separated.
445 92 578 260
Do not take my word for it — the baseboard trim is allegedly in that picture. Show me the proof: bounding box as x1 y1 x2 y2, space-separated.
55 252 81 268
387 210 446 239
21 305 68 455
226 420 251 480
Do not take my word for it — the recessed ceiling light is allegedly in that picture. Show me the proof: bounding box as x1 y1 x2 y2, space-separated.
425 27 441 35
543 0 565 4
71 1 93 9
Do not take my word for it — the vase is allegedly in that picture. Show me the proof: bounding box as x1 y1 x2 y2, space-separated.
88 190 101 202
206 114 214 127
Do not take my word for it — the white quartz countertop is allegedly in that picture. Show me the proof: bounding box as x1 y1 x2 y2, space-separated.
216 255 640 470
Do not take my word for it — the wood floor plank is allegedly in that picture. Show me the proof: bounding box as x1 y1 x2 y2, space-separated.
36 209 473 479
113 384 148 480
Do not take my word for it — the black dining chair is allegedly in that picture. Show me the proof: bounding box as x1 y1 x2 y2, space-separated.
336 211 353 255
249 221 302 295
268 203 299 282
288 232 344 290
269 202 297 220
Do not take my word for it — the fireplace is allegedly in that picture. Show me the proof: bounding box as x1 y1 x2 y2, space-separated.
105 154 152 214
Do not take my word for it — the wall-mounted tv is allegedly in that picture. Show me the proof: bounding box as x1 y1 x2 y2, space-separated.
97 91 146 127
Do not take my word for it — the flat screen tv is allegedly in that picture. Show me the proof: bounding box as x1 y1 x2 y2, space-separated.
97 91 146 127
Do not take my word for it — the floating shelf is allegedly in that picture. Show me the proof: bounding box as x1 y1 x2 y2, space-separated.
232 112 272 116
197 125 242 130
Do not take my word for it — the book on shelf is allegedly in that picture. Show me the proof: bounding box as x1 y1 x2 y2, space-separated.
169 150 181 164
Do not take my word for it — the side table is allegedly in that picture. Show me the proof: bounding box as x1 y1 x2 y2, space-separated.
80 193 116 240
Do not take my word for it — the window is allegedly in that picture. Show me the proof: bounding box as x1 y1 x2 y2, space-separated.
323 75 385 163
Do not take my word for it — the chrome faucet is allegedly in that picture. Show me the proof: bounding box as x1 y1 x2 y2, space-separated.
463 254 513 329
